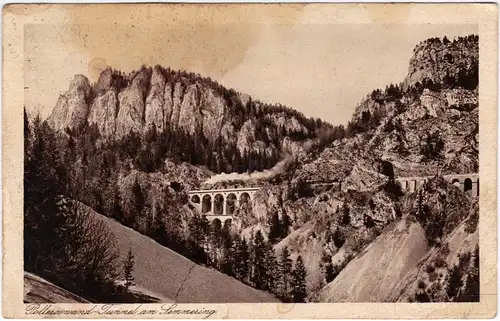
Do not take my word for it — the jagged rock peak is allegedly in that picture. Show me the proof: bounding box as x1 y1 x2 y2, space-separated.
48 74 92 131
404 34 479 88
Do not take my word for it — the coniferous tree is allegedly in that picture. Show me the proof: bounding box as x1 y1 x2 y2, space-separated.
279 246 293 301
340 203 351 225
220 221 235 276
268 213 281 243
187 215 207 264
280 213 291 238
123 248 135 291
239 238 250 283
264 244 278 293
325 263 336 283
251 230 267 289
24 118 69 274
459 246 479 302
321 252 336 283
123 178 145 227
231 234 244 280
209 219 223 269
291 255 307 303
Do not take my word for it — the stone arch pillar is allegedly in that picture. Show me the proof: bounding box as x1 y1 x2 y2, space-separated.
409 180 416 193
222 193 227 216
235 192 241 209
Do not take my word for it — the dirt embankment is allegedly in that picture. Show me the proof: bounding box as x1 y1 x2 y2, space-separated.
319 218 428 302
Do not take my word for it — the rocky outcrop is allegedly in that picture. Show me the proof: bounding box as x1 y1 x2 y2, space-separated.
49 75 91 131
115 67 151 137
404 35 479 88
88 90 118 137
145 66 166 132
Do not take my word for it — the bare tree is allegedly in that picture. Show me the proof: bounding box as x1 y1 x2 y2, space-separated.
62 202 120 299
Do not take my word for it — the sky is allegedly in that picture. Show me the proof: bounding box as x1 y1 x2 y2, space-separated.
23 5 477 125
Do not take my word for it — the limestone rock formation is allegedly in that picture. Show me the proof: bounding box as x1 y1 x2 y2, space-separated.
88 90 118 137
49 75 91 131
145 66 167 132
115 67 151 137
404 35 479 88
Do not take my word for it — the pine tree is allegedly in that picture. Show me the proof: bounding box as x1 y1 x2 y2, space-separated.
321 252 336 283
209 219 222 269
187 215 206 264
340 203 351 225
231 234 243 279
332 228 345 248
280 213 291 238
123 178 145 227
460 246 479 302
325 263 336 283
264 244 278 293
123 248 135 291
279 247 293 301
251 230 266 289
291 255 307 302
220 221 235 276
268 213 281 243
239 237 250 283
24 119 69 274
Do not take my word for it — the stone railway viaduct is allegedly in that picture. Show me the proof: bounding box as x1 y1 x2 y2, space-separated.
188 173 478 222
188 187 260 223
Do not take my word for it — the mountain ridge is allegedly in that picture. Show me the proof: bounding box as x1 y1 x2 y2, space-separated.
48 65 336 176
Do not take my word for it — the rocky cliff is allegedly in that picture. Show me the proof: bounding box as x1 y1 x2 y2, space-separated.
49 65 330 169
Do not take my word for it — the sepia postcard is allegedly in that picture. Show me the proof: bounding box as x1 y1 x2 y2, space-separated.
2 2 498 319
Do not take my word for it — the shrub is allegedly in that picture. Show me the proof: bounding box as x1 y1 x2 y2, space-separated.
332 229 346 248
384 180 404 200
465 207 479 234
426 264 436 274
420 132 445 162
415 290 431 302
435 257 447 268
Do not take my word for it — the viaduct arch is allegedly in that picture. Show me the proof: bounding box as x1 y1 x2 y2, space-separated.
395 173 479 197
188 187 260 222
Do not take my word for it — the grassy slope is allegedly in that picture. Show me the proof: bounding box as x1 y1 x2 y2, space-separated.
86 205 278 303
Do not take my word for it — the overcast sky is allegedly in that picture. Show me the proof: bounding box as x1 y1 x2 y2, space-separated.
24 5 477 125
